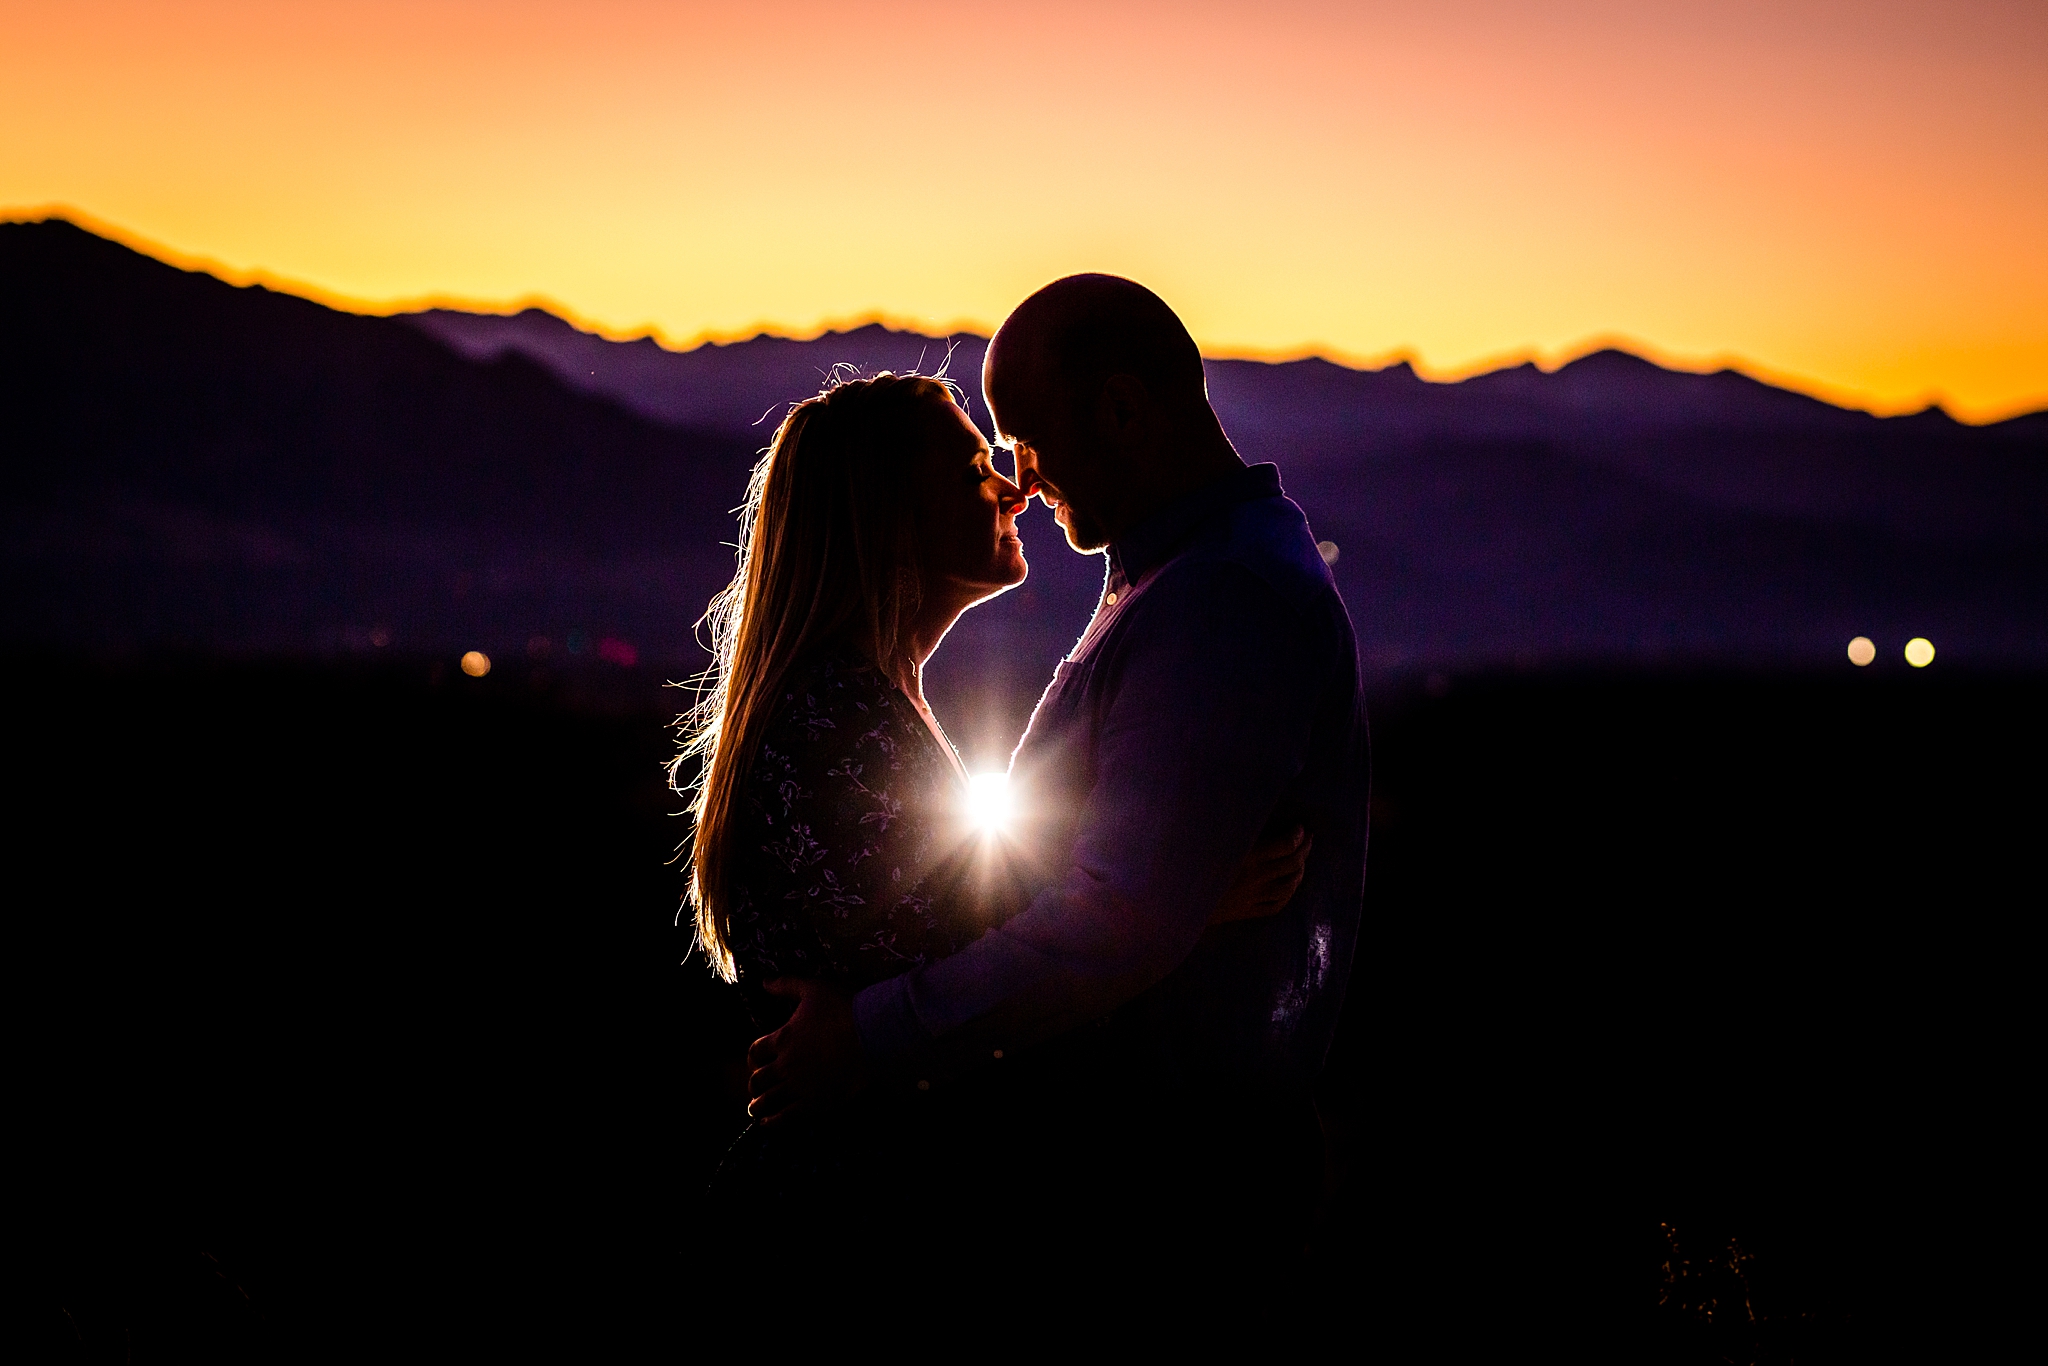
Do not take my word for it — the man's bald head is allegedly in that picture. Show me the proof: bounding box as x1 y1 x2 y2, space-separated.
984 275 1242 552
984 274 1208 435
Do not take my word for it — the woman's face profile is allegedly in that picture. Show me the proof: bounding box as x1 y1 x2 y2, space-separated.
914 397 1029 602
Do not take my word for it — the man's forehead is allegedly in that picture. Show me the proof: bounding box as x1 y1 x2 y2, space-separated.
984 357 1055 444
985 322 1050 391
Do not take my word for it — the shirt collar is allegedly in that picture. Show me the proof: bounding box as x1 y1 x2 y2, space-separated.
1108 462 1283 586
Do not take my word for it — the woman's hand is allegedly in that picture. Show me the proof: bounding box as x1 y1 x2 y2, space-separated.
1210 825 1312 924
745 978 870 1125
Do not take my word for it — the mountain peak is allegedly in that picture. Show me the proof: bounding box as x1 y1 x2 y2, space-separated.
1555 347 1666 377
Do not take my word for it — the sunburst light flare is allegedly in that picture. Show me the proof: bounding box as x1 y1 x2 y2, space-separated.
966 772 1014 834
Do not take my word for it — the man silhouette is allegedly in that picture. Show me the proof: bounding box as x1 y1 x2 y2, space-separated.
742 275 1368 1257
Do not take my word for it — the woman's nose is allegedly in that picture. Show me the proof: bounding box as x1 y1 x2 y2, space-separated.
997 477 1029 513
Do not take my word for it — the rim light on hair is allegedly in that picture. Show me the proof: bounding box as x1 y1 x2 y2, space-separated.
671 370 965 981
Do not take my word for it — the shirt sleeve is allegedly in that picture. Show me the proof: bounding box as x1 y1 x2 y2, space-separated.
852 560 1323 1083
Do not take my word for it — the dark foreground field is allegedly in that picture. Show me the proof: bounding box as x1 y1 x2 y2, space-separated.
15 656 2034 1361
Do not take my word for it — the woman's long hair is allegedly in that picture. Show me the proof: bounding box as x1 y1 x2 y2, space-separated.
675 371 962 981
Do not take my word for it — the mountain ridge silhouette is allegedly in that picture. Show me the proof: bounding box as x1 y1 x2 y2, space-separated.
403 302 2018 442
409 299 2047 548
5 216 2044 760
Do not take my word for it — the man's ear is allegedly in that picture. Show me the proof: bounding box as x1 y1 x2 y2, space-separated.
1099 373 1156 444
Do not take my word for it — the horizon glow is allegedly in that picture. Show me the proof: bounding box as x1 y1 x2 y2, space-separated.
3 0 2045 420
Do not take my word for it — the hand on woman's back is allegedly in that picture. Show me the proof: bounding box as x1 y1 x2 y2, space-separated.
1209 825 1312 924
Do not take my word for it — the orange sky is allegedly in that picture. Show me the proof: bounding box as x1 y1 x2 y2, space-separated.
4 0 2045 419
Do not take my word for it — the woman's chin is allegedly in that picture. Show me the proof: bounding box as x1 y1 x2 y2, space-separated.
990 538 1027 584
977 560 1027 598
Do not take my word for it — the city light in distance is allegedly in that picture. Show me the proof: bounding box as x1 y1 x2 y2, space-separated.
1904 638 1936 668
1847 636 1876 667
966 773 1013 834
460 650 491 677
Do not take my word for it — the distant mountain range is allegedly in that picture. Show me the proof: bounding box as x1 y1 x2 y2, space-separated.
5 217 2044 758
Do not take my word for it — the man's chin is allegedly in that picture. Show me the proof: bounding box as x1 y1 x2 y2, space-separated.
1056 508 1110 553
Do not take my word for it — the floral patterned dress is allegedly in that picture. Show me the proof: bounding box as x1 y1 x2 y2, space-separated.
725 648 985 1018
709 648 997 1210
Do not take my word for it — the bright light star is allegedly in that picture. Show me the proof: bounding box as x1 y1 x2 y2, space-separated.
966 773 1013 833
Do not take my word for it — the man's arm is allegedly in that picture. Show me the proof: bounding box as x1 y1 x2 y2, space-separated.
744 819 1308 1121
852 561 1321 1085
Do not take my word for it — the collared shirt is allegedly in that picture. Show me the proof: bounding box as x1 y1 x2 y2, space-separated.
853 462 1368 1095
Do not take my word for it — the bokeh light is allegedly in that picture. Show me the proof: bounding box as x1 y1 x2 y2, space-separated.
460 650 491 677
966 773 1013 833
1904 638 1936 668
1847 636 1876 666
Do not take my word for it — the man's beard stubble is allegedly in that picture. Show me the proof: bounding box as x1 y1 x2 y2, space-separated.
1056 502 1112 554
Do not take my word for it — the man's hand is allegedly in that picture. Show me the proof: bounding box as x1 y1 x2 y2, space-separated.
1209 825 1313 924
745 978 870 1125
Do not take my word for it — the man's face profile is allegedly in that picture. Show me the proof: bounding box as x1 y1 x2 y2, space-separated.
1007 432 1113 554
986 342 1116 554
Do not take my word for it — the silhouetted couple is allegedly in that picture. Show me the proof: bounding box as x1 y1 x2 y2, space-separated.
687 276 1367 1288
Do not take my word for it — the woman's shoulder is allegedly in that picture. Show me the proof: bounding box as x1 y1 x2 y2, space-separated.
763 648 907 740
776 645 895 705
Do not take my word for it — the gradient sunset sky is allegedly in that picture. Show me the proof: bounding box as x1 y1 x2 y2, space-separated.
5 0 2044 419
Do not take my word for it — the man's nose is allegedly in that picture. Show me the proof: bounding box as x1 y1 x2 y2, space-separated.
1006 449 1038 491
